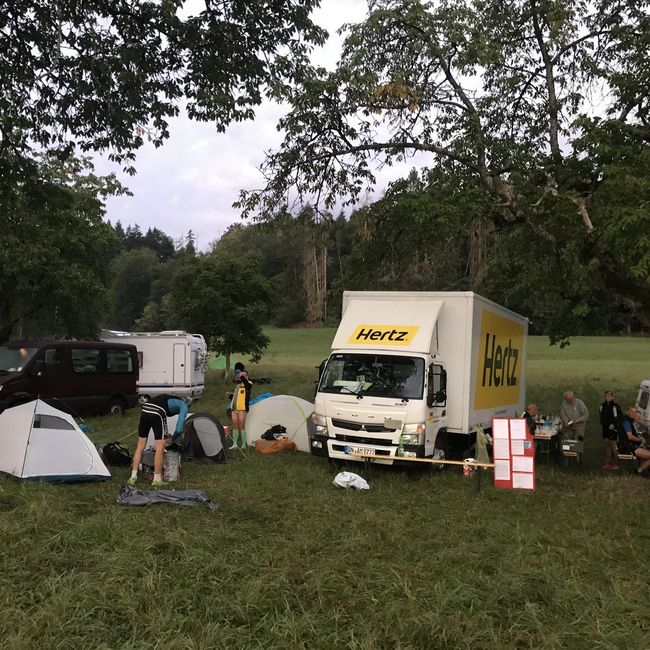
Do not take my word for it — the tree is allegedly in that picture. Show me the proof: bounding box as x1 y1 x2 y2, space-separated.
238 0 650 341
0 155 121 343
109 248 160 330
0 1 325 341
171 253 271 369
0 1 326 171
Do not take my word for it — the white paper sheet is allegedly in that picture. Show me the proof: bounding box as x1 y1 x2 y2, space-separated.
493 419 510 439
512 472 534 490
511 439 525 455
494 437 510 460
494 459 510 481
510 419 527 439
512 456 534 473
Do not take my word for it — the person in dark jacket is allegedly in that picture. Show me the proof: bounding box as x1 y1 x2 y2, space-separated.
227 362 253 450
600 390 623 470
522 403 539 437
128 394 190 487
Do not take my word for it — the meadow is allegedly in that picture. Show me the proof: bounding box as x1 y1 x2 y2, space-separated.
1 330 650 649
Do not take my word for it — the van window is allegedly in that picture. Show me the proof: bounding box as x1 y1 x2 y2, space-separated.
42 348 64 375
106 349 134 373
0 345 38 372
137 351 143 369
640 390 649 411
71 348 101 373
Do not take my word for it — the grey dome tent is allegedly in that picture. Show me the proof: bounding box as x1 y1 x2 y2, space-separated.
144 412 227 463
162 412 227 463
0 399 111 482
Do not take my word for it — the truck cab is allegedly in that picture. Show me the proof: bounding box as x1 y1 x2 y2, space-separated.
312 350 448 462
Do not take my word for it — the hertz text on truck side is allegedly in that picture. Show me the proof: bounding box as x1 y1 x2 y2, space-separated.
474 311 525 410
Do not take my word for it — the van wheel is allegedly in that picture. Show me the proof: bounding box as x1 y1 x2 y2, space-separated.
107 398 126 416
138 395 149 405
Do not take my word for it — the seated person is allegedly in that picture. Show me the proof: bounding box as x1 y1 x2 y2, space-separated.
620 407 650 476
522 403 538 437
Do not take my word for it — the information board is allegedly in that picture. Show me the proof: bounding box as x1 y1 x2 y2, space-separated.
492 418 535 491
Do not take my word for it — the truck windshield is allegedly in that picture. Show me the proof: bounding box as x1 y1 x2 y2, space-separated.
319 353 425 399
0 345 38 373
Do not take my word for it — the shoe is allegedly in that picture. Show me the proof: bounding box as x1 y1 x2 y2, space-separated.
127 476 137 486
151 479 167 488
606 464 619 470
602 464 611 469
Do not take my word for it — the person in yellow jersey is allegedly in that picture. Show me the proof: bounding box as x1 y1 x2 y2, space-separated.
227 362 253 450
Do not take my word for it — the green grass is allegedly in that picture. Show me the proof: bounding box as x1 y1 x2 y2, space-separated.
2 332 650 649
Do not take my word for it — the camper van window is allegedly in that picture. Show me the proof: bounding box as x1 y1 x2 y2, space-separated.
71 348 101 373
33 414 75 430
640 391 649 411
319 354 425 399
106 349 133 373
0 345 38 372
194 350 201 371
137 351 143 369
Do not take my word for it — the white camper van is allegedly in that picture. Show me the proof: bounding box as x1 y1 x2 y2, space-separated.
101 330 208 401
311 291 528 464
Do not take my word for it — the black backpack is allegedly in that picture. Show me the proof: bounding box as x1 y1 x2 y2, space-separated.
101 442 133 466
261 424 287 440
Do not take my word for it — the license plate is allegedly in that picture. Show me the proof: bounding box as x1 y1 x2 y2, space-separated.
350 446 375 457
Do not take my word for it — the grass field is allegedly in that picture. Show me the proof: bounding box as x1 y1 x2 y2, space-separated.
1 331 650 649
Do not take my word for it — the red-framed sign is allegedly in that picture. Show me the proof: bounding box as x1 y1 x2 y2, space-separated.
492 418 535 491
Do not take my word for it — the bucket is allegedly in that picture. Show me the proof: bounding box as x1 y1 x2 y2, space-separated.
463 458 477 477
164 450 181 482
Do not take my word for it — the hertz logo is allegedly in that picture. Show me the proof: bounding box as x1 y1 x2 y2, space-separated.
474 311 525 410
481 334 519 388
348 325 419 346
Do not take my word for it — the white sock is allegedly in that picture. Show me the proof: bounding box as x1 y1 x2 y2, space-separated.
130 469 138 480
153 473 162 482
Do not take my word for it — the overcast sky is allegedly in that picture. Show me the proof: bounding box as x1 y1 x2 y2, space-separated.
97 0 421 251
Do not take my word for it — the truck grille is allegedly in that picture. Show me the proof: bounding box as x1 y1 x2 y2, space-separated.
334 433 393 446
331 418 397 433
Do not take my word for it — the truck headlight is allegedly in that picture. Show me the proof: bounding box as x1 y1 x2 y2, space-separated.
315 424 328 436
400 433 421 444
312 414 326 425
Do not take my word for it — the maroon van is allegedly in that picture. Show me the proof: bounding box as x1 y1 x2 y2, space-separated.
0 340 139 416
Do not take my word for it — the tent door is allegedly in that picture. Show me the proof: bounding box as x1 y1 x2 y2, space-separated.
173 344 186 385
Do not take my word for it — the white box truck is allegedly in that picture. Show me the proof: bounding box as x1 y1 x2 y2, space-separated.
310 291 528 464
101 330 208 401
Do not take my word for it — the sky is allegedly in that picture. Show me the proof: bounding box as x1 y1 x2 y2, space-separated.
97 0 429 251
96 0 412 251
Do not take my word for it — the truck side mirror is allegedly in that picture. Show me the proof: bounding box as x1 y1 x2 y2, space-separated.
427 365 447 407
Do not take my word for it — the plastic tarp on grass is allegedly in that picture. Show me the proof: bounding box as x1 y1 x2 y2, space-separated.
247 395 315 452
0 399 111 482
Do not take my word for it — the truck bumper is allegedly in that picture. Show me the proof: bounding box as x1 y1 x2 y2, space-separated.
309 434 425 465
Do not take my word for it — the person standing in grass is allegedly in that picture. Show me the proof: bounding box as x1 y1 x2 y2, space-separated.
227 362 253 450
128 394 190 487
560 391 589 441
600 390 623 470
